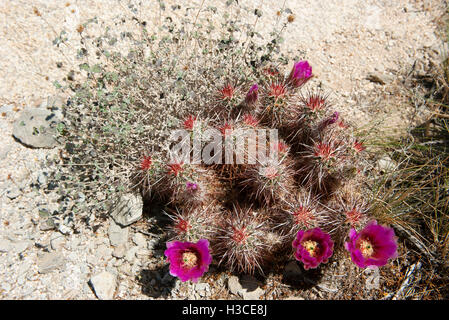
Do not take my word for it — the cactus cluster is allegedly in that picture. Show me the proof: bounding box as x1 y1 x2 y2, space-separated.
138 60 377 276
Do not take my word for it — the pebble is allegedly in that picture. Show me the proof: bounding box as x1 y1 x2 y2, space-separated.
124 246 139 263
37 252 65 274
89 271 117 300
112 244 127 259
6 187 21 200
110 193 143 227
108 220 129 247
132 232 147 248
12 108 62 149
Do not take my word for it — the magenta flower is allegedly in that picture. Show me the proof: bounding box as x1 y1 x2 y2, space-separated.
318 111 339 131
345 220 398 268
245 83 259 105
164 239 212 282
186 182 198 191
288 60 312 87
292 228 334 270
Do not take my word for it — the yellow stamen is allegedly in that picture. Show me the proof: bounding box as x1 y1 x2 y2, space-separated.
359 240 374 258
182 251 198 269
302 240 319 257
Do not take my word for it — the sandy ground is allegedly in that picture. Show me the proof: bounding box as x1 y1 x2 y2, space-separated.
0 0 446 299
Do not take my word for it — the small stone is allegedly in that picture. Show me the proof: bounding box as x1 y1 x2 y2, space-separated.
37 172 48 185
95 244 113 260
110 193 143 227
57 224 72 235
50 234 65 250
12 240 31 254
124 246 139 263
133 232 147 247
366 72 394 85
377 156 396 172
38 252 65 274
195 283 210 297
112 244 127 258
12 108 62 148
227 275 241 296
6 187 21 200
89 271 117 300
135 248 150 259
108 220 129 247
40 218 55 231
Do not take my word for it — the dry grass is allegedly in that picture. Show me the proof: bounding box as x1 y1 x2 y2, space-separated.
367 21 449 298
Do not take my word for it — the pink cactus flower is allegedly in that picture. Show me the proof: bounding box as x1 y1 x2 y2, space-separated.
186 182 198 191
345 220 398 268
292 228 334 270
245 84 259 105
164 239 213 282
288 60 312 87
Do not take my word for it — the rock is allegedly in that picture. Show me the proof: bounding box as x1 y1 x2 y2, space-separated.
12 108 62 148
377 156 396 172
89 271 117 300
112 244 127 258
135 248 150 259
108 220 129 247
38 252 65 274
6 187 21 200
95 244 113 260
57 223 72 235
124 246 139 263
110 193 143 227
227 275 264 300
12 240 31 254
50 233 65 250
40 218 55 231
46 95 66 111
132 232 147 247
227 275 241 296
366 72 394 85
37 172 48 185
195 283 210 297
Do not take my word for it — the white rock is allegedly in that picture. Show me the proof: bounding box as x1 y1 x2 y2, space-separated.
110 193 143 227
133 232 147 248
108 220 129 247
377 156 396 172
89 271 117 300
38 252 65 274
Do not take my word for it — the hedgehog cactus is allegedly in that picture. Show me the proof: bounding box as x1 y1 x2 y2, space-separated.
136 60 396 279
